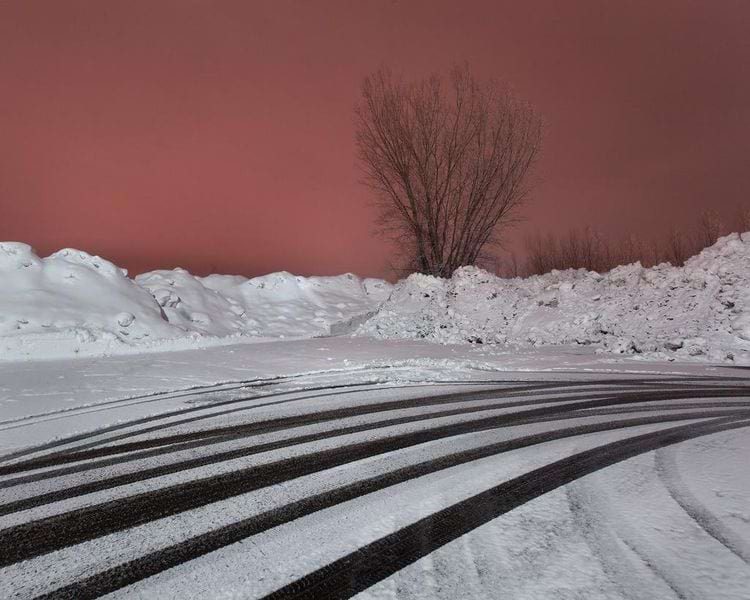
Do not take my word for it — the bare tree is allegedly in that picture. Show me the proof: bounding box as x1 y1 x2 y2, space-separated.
524 232 548 275
648 238 662 267
523 208 742 277
356 65 542 277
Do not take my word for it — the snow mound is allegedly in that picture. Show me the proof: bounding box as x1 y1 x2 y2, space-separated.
135 269 250 337
0 243 391 360
359 233 750 363
201 271 391 338
3 233 747 363
0 240 394 360
0 243 180 355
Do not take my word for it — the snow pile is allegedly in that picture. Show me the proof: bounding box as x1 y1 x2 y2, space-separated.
0 243 179 342
137 268 390 339
3 233 748 363
135 269 251 337
0 242 391 360
359 233 750 362
200 272 391 338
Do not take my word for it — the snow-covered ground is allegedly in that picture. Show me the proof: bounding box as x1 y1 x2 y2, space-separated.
3 337 737 451
2 234 749 598
2 233 749 363
0 339 748 599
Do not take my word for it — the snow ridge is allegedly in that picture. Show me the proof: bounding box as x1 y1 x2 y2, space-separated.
358 233 750 363
0 243 390 360
1 233 748 362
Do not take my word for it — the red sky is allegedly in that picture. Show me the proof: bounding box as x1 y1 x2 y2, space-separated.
1 1 748 278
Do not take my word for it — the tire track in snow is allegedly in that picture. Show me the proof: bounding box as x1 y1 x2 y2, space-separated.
655 446 750 564
4 400 750 516
3 387 749 558
0 375 721 465
261 417 750 600
30 413 750 600
2 376 747 598
1 383 740 476
0 383 620 474
0 381 555 469
1 381 572 489
6 395 749 518
0 380 396 464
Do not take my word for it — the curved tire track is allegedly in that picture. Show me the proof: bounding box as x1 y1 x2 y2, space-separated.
4 400 750 516
2 376 747 600
261 417 750 600
31 414 749 600
655 446 750 564
3 384 742 476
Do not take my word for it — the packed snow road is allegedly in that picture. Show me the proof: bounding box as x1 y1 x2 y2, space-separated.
1 365 749 599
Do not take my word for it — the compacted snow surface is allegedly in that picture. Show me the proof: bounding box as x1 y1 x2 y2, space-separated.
0 340 748 599
1 233 749 363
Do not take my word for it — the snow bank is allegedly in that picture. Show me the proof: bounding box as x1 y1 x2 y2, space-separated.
0 242 391 360
3 233 748 363
0 243 182 358
358 233 750 363
201 272 391 338
135 269 251 337
138 269 392 339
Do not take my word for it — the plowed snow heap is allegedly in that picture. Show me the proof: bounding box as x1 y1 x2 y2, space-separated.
358 233 750 363
0 242 390 359
1 234 748 362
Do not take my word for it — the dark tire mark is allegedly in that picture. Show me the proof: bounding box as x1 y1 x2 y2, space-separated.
4 384 744 476
261 417 750 600
4 387 748 568
4 400 750 515
0 386 648 488
16 382 552 462
32 413 748 600
2 376 725 466
0 383 610 474
0 380 402 465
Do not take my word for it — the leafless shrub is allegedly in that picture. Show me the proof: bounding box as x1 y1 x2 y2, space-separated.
695 209 723 250
522 209 746 276
733 204 750 233
666 228 689 266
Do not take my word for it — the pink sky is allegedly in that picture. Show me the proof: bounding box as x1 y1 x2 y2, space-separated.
1 1 748 278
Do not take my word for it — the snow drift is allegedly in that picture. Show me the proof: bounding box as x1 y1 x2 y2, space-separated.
138 269 391 339
358 233 750 363
1 233 749 363
0 243 181 355
0 243 390 360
